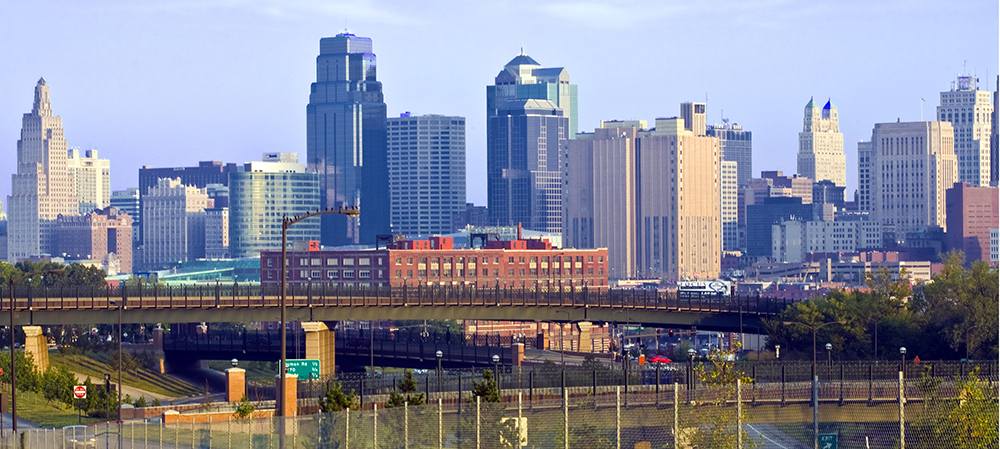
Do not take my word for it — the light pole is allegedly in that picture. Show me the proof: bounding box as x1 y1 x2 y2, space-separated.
436 350 443 395
279 206 359 449
109 299 123 449
783 320 846 449
963 325 981 361
782 320 847 379
492 354 500 394
900 347 906 375
825 343 832 367
5 267 63 436
554 310 570 367
686 348 696 390
231 358 238 369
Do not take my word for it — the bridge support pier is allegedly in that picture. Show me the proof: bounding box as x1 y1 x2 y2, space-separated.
577 321 594 353
22 326 48 371
300 322 335 376
511 343 524 366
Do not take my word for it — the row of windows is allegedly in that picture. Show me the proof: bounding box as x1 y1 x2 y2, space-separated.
392 267 603 278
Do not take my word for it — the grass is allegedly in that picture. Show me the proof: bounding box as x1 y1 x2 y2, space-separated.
49 352 202 398
15 389 104 428
205 360 278 382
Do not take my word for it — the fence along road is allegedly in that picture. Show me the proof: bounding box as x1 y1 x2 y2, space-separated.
0 284 785 331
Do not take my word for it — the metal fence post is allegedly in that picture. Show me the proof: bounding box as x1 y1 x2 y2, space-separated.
438 398 443 449
616 386 621 449
373 403 378 449
673 382 679 449
563 388 569 449
404 401 409 449
518 391 523 449
813 375 819 449
899 371 905 449
346 408 350 449
476 395 481 449
737 378 742 449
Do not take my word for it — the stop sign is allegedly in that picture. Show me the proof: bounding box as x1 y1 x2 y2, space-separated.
73 385 87 399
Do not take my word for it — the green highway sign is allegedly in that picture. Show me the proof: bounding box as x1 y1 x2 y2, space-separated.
818 434 838 449
285 359 320 379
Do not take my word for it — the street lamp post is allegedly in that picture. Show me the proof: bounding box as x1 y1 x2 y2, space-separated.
686 348 696 390
825 343 832 367
110 300 123 449
782 320 846 449
436 350 443 395
492 354 500 394
279 206 359 449
5 268 63 437
900 347 906 375
963 325 981 361
554 310 570 367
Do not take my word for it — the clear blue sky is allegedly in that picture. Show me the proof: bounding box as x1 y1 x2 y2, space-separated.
2 0 997 211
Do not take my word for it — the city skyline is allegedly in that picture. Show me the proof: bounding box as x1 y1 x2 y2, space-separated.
1 1 997 212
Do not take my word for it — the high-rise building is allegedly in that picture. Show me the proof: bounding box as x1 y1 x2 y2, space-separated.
707 122 752 187
797 98 846 187
110 188 140 243
138 161 239 243
142 178 212 269
7 79 78 260
865 121 957 241
738 171 812 227
487 53 575 232
945 182 999 263
452 203 489 232
67 149 110 214
56 206 133 274
679 102 706 136
228 154 320 258
721 160 739 251
857 141 874 212
306 32 389 247
387 114 466 237
812 180 846 210
992 76 998 187
745 196 815 258
205 207 229 259
936 76 994 187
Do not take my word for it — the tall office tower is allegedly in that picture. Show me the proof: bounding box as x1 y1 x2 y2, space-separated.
306 32 389 247
56 207 133 274
487 53 576 232
387 114 466 236
138 161 239 242
7 79 78 260
110 188 140 243
204 207 229 259
564 121 643 279
142 178 212 269
992 76 998 187
721 160 739 251
797 98 846 187
707 122 752 187
0 220 7 263
637 118 721 281
229 154 320 258
857 141 874 212
67 149 110 214
679 102 707 136
868 121 957 240
945 182 999 263
936 76 994 187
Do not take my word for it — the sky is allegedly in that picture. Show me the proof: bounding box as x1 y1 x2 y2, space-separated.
1 0 998 212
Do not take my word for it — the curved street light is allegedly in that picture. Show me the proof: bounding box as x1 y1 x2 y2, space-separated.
279 206 359 449
783 319 846 449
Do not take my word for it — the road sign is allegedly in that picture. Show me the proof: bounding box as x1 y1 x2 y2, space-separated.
285 359 320 379
73 385 87 399
818 433 838 449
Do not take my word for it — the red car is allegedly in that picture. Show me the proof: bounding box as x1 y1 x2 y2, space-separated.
649 356 672 364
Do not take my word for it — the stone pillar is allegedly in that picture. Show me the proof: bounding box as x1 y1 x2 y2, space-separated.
226 368 246 402
510 343 524 366
577 322 594 353
151 327 165 373
536 332 549 350
276 374 298 417
22 326 48 371
300 322 335 377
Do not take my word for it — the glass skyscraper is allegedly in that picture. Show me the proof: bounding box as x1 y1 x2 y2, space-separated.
487 53 576 232
306 33 389 247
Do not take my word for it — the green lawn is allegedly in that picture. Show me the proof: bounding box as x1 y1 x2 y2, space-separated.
16 389 104 428
49 353 202 398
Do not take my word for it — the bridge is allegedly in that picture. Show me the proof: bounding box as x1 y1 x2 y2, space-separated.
3 284 789 375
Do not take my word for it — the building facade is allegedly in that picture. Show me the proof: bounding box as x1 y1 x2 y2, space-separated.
936 76 994 187
205 207 229 259
66 149 111 214
721 160 739 251
945 182 999 263
487 53 575 232
56 206 133 273
797 98 846 187
746 196 815 258
865 121 957 240
138 161 239 243
707 122 752 187
142 178 212 269
387 114 466 237
228 155 321 258
260 236 608 289
110 188 140 243
7 79 78 260
812 180 846 209
306 33 389 247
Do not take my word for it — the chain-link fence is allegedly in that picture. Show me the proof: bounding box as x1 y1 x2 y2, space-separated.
7 370 997 448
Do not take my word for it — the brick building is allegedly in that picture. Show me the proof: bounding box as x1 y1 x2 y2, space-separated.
945 182 999 263
56 206 133 273
261 236 609 289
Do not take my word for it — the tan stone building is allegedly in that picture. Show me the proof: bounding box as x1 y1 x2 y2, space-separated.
57 206 133 273
797 98 846 187
142 178 212 269
563 114 721 281
7 79 78 260
864 121 957 240
936 75 994 187
67 149 111 214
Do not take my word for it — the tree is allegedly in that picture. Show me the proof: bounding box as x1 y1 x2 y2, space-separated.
459 370 518 448
232 394 255 419
386 370 425 408
318 380 357 412
685 344 759 449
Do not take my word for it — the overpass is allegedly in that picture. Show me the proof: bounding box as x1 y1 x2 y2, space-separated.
3 284 788 374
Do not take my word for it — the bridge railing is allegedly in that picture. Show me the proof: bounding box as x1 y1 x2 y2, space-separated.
0 283 792 316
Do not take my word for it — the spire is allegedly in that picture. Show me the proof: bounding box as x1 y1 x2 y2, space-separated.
805 97 818 109
32 77 52 116
823 98 836 110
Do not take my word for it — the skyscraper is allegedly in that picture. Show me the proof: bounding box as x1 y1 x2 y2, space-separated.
142 178 212 269
865 121 957 241
487 53 575 232
387 114 466 237
992 76 999 187
721 160 739 251
67 149 111 214
707 122 752 187
936 75 993 187
7 79 78 260
679 102 706 136
797 98 846 187
306 32 389 246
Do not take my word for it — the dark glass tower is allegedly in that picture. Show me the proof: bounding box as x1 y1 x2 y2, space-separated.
307 33 389 246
